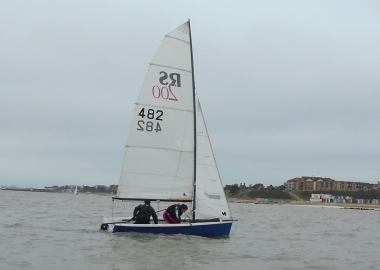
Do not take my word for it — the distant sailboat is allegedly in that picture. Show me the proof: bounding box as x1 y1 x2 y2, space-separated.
100 20 233 237
74 186 78 195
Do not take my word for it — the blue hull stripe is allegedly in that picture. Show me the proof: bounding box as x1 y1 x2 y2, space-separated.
112 222 232 237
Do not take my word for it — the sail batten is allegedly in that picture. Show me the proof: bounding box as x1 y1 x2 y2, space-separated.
150 63 192 73
165 35 190 44
126 145 194 153
135 103 193 112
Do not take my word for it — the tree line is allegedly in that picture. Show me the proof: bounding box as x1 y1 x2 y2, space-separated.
224 183 380 200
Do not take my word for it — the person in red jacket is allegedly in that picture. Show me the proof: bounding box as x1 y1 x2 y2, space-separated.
163 204 188 223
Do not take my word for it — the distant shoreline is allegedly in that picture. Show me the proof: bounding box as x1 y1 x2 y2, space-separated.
3 189 379 210
227 198 380 210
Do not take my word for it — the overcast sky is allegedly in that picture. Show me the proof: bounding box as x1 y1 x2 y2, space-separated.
1 1 379 188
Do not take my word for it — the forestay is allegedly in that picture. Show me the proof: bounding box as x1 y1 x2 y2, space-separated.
116 22 195 201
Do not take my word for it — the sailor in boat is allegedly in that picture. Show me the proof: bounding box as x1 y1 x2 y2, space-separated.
132 200 158 224
163 204 188 224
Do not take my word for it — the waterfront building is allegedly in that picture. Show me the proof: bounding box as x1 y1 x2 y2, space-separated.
285 176 374 192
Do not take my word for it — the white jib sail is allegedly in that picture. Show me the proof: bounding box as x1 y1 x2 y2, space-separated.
196 101 232 219
117 22 194 201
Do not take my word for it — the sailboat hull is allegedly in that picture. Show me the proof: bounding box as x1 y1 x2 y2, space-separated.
112 221 233 237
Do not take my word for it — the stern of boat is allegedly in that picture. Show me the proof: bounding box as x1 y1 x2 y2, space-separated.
100 216 131 232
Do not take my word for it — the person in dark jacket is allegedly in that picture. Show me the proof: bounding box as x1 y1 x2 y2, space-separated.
162 204 188 224
132 200 158 224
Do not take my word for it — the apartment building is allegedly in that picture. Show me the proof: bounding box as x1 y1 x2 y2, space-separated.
285 176 376 191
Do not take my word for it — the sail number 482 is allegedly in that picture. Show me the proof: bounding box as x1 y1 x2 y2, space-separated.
137 108 163 133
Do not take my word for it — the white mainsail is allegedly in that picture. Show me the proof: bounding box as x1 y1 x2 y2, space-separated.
116 22 194 201
196 101 232 219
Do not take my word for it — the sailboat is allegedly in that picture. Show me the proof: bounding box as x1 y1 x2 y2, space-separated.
100 21 233 237
74 185 78 195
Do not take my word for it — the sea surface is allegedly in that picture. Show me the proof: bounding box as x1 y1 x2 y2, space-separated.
1 191 379 270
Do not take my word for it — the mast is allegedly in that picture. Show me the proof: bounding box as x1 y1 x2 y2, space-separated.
188 19 197 222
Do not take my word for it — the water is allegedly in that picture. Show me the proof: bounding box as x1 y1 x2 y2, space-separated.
1 191 379 269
